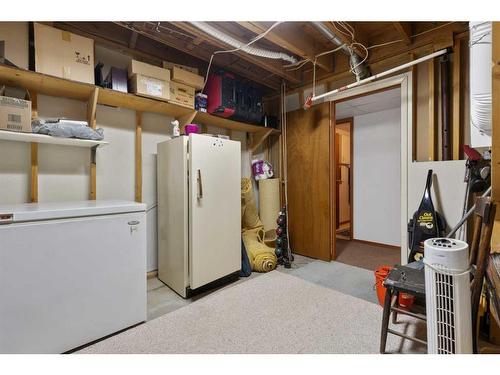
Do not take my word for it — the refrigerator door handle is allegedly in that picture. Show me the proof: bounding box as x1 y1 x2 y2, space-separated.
197 169 203 200
0 213 13 225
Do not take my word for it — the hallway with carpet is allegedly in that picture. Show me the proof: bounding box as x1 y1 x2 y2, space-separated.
335 239 401 271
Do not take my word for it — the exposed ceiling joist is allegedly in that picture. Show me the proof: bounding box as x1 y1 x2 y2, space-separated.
114 22 282 90
171 22 302 85
392 22 412 45
237 22 333 72
128 30 138 49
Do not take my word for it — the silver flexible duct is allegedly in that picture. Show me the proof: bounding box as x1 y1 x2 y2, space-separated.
312 22 370 81
312 22 351 55
190 21 298 64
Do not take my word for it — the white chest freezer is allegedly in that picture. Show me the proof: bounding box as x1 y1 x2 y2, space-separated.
0 200 147 353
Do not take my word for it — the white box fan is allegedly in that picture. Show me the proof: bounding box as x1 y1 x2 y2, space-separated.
424 238 472 354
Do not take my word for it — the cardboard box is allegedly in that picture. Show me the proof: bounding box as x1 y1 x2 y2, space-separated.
0 95 32 133
163 61 199 74
168 82 195 109
34 23 94 84
169 66 204 90
128 60 170 81
130 74 170 101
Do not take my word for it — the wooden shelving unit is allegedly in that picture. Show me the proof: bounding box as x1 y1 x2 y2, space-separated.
0 64 280 203
0 64 280 135
0 130 109 148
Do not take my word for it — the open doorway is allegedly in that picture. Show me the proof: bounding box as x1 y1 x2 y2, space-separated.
332 87 402 271
334 120 353 240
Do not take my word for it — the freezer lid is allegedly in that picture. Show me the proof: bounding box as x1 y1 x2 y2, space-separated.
0 200 147 223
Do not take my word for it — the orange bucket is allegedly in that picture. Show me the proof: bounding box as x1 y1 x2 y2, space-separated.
398 292 415 310
375 266 393 306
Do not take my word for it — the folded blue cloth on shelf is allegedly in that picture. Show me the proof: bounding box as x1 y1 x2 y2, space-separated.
32 119 104 141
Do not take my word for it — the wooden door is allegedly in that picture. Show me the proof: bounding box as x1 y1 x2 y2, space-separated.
286 102 332 261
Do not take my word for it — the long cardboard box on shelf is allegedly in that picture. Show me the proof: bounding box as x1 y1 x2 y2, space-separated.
169 66 204 90
130 74 170 101
168 82 195 109
128 60 170 82
162 61 199 74
34 23 95 84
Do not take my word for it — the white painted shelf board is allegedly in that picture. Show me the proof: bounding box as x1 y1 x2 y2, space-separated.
0 130 109 148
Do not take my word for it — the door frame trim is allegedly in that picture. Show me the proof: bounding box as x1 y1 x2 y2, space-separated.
327 72 412 264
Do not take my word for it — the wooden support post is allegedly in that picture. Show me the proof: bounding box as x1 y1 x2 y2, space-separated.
250 129 274 153
428 58 437 161
492 22 500 252
88 87 99 130
29 89 38 203
135 111 143 203
440 56 451 161
88 87 99 200
452 38 462 160
30 143 38 203
411 53 418 162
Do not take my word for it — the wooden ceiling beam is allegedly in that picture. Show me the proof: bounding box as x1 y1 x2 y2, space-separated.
170 22 302 85
392 22 413 45
115 23 282 90
237 22 333 72
128 30 138 49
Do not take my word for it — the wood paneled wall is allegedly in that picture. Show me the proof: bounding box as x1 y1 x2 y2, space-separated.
285 102 332 261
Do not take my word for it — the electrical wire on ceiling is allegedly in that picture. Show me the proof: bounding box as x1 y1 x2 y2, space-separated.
284 43 347 71
367 21 456 50
121 20 458 100
302 21 458 109
301 21 370 108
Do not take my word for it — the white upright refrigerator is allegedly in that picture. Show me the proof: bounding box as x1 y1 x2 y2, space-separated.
157 134 241 298
0 200 147 353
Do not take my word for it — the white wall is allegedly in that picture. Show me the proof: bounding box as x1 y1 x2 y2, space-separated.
0 23 252 272
353 107 401 246
408 160 467 234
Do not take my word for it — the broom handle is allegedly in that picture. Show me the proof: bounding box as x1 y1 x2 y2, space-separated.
447 186 492 238
424 169 433 199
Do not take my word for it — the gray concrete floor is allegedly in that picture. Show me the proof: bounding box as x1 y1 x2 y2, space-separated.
147 254 314 321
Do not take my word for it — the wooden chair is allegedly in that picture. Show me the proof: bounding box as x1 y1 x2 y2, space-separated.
379 196 496 354
484 253 500 352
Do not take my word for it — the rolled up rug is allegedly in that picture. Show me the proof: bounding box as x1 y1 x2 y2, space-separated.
241 178 277 272
241 177 261 230
242 227 277 273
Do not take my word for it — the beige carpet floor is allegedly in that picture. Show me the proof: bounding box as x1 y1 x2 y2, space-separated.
78 271 426 354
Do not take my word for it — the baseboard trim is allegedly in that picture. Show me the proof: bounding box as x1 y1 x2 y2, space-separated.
147 270 158 279
351 239 400 251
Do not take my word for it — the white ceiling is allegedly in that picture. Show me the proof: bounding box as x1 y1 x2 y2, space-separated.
335 87 401 120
